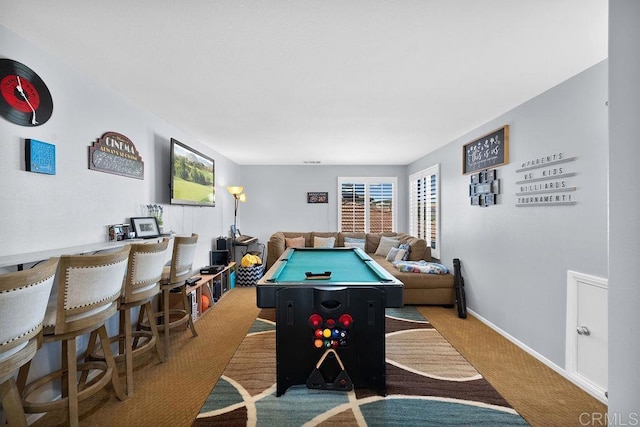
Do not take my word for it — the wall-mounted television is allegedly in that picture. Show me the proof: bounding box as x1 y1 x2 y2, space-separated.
170 138 215 207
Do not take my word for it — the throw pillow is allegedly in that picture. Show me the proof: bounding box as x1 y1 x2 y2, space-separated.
344 241 365 250
285 236 306 248
344 236 366 250
398 243 411 261
386 247 407 262
374 236 400 257
392 260 449 274
314 236 336 248
344 237 365 243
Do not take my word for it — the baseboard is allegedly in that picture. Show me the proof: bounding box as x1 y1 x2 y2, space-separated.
468 308 608 404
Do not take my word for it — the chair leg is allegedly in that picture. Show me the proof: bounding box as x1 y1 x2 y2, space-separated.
181 287 198 337
133 303 146 349
97 325 126 401
163 288 171 358
65 338 80 427
0 379 28 427
144 301 166 362
13 362 31 425
16 360 31 394
79 330 99 387
123 307 134 397
119 308 126 358
61 340 69 398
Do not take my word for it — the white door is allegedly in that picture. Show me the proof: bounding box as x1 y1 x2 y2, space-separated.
566 271 608 401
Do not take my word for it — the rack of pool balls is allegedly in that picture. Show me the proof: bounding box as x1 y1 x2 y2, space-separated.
308 313 353 349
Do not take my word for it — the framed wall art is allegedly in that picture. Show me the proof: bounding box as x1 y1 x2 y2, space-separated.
463 125 509 174
89 131 144 179
130 216 160 239
307 192 328 203
469 169 500 207
25 139 56 175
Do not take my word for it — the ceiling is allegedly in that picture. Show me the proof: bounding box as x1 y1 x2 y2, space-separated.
0 1 607 165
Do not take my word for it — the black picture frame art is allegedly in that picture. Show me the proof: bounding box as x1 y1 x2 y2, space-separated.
307 192 328 203
469 169 500 207
130 216 160 239
463 125 509 174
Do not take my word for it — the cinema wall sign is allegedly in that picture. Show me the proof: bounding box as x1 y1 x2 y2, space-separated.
89 131 144 179
515 152 576 207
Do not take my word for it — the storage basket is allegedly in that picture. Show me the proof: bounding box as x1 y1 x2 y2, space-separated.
236 265 264 286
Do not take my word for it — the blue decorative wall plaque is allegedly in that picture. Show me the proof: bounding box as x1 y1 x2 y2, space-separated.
25 139 56 175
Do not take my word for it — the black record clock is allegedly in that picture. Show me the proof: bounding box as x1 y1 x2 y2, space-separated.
0 58 53 126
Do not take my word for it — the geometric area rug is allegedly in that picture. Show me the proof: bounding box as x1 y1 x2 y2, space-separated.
194 306 529 426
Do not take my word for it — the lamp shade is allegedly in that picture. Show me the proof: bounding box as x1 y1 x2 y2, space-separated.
227 186 244 195
238 193 247 202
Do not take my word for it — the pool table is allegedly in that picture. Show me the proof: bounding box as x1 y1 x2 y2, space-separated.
256 247 404 308
256 247 404 396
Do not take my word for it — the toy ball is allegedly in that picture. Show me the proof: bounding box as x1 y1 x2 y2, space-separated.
201 295 211 311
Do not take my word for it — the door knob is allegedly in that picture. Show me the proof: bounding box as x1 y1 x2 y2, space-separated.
576 326 591 336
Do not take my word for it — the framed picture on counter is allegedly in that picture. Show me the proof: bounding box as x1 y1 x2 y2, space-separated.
130 217 160 239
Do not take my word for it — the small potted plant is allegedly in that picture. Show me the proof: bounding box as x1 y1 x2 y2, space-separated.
147 204 164 233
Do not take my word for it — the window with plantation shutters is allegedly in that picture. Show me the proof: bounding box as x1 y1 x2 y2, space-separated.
338 177 397 233
409 165 440 259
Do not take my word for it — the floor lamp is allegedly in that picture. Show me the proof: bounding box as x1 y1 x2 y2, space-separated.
227 186 245 261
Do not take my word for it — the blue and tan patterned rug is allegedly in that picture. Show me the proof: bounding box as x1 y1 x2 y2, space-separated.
194 307 528 426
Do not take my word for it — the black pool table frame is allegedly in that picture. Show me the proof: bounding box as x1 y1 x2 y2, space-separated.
256 247 404 396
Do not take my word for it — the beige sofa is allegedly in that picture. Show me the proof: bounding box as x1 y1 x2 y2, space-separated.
266 231 455 306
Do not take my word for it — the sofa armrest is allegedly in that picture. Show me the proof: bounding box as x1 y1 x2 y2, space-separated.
266 232 314 269
266 232 286 269
397 233 432 261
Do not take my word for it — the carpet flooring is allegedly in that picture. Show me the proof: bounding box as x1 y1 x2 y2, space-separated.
418 306 608 426
26 286 606 426
194 306 527 426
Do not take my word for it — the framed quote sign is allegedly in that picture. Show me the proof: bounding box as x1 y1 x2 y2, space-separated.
462 125 509 174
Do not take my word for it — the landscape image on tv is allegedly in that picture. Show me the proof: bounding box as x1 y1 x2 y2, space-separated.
171 138 215 206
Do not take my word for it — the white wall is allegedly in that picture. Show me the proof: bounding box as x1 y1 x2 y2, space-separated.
409 62 608 368
0 25 240 270
608 0 640 421
0 24 241 398
235 164 408 246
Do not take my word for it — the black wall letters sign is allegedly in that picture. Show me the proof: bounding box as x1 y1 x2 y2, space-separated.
462 125 509 174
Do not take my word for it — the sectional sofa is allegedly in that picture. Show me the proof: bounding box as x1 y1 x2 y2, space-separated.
265 231 455 306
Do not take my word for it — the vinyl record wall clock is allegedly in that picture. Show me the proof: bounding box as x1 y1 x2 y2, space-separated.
0 58 53 126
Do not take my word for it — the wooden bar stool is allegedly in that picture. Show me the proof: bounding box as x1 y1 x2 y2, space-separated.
0 258 58 427
20 246 130 427
87 238 170 397
142 233 199 358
